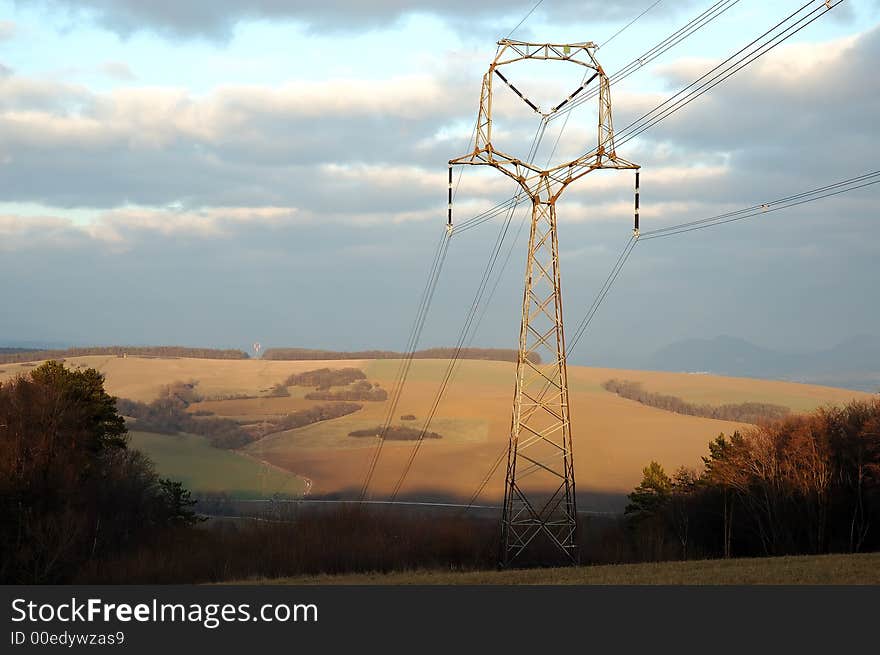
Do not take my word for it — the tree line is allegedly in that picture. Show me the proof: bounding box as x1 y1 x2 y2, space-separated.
277 367 388 401
625 397 880 561
0 346 249 364
116 380 364 446
0 362 200 583
262 347 541 364
603 378 791 424
115 381 253 449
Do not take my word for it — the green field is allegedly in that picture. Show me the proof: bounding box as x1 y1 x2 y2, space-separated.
252 552 880 585
128 431 308 498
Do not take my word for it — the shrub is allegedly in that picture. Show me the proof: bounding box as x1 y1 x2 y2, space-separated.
283 367 367 388
348 426 442 440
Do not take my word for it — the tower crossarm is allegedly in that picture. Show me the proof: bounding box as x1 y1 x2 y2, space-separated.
449 146 552 200
449 38 638 203
493 39 601 72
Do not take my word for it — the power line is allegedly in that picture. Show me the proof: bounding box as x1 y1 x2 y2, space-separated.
567 236 638 354
358 229 451 500
452 0 837 235
505 0 547 39
455 0 851 514
361 0 555 503
401 0 844 509
544 0 840 192
459 235 637 511
618 1 835 143
641 171 880 240
550 0 742 122
461 165 878 510
384 115 554 502
397 0 759 504
599 0 665 50
452 0 744 234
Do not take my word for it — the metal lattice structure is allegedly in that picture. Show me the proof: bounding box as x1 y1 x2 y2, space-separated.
450 39 639 567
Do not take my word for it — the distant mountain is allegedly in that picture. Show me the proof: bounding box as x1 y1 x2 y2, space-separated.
0 339 74 351
647 335 880 392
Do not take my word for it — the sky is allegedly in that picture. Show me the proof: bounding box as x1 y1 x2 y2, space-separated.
0 0 878 363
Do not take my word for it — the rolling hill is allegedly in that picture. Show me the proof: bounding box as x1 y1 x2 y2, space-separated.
0 355 870 510
646 335 880 392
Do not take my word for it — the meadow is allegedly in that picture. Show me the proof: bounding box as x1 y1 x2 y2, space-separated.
127 431 308 498
0 355 869 507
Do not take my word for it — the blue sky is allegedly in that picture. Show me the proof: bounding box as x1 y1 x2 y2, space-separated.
1 0 878 361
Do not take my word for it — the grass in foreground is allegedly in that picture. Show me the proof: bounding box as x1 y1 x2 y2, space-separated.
249 552 880 585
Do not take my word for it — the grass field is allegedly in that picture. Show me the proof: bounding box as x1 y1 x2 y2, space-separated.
128 431 308 498
2 355 870 505
252 552 880 585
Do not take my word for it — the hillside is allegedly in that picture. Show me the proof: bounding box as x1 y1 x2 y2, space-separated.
0 355 869 508
249 552 880 585
647 335 880 392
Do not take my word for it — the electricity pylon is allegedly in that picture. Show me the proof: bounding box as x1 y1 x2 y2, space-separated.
450 40 640 567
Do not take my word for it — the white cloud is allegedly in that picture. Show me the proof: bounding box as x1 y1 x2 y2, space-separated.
0 205 305 251
0 20 15 41
99 61 136 81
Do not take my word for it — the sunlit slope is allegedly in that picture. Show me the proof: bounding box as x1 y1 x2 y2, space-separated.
245 358 870 502
0 355 368 402
1 355 869 505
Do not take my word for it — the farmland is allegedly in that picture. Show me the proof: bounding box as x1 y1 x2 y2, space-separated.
0 355 870 505
127 431 308 498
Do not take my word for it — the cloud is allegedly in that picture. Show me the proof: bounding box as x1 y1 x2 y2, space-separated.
23 0 693 39
0 205 304 252
99 61 136 81
0 19 878 261
0 20 15 41
0 68 477 210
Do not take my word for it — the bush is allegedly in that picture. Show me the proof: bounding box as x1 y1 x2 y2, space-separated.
268 383 290 397
306 385 388 402
283 367 367 388
349 426 442 440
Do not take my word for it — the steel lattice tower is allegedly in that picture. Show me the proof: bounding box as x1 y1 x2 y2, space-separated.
450 40 639 566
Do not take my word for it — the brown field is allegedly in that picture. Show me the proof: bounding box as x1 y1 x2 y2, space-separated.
0 355 369 403
1 355 870 504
